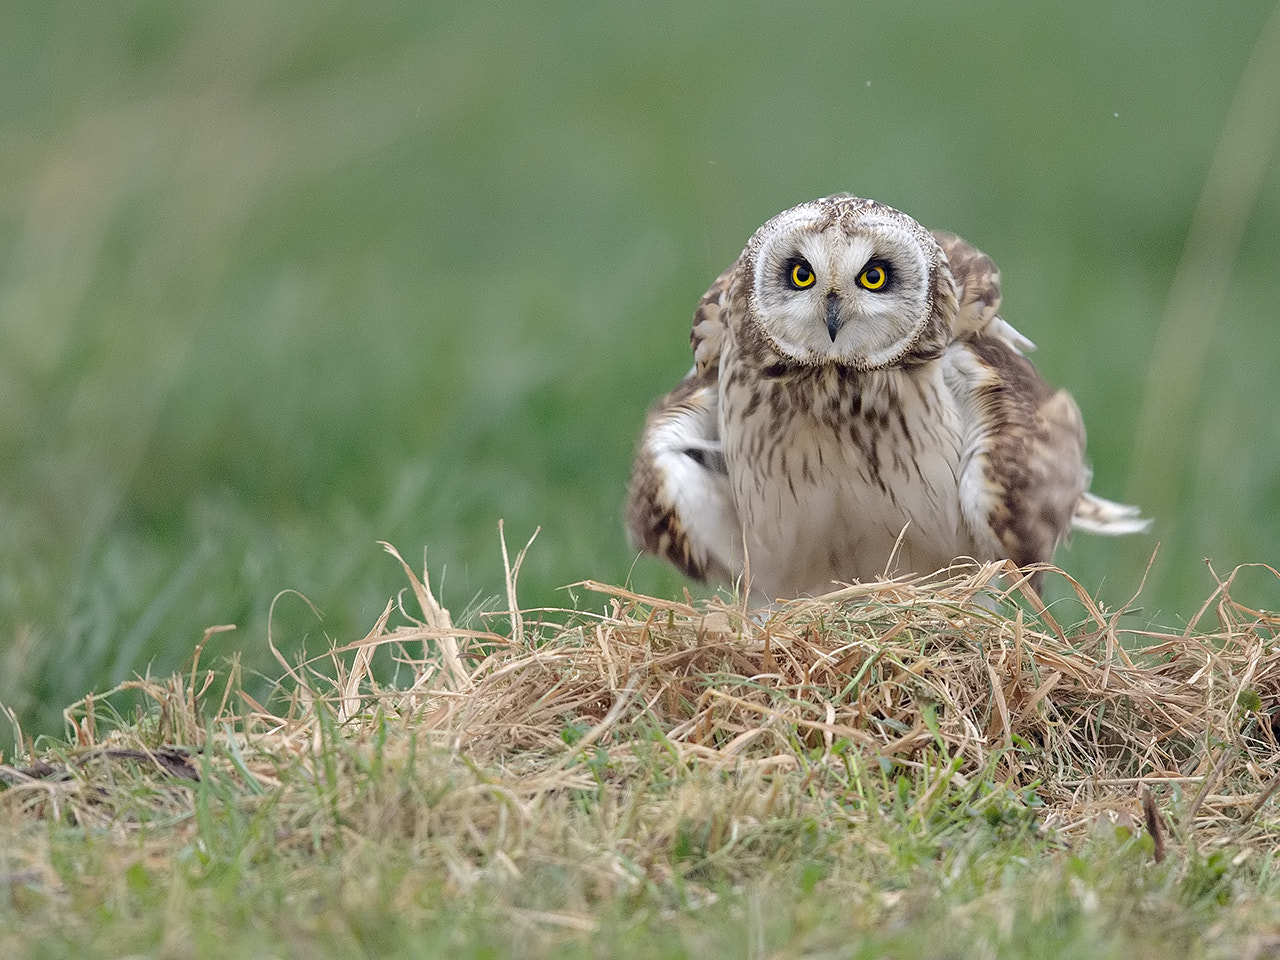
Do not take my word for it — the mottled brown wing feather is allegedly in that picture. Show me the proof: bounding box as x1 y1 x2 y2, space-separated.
965 337 1088 586
627 378 732 583
690 262 738 381
625 263 744 584
932 230 1002 338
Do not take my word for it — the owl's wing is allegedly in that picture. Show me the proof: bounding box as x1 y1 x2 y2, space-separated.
690 262 738 379
625 375 740 584
626 261 745 585
1072 491 1152 535
933 230 1037 354
951 336 1090 583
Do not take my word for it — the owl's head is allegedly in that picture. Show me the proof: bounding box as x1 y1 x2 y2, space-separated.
738 195 956 369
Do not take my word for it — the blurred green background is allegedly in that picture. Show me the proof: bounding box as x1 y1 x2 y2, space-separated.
2 0 1278 738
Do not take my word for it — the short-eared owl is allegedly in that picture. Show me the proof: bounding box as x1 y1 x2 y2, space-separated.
626 195 1149 601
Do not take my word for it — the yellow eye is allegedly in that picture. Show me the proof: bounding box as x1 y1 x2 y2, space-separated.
789 261 816 288
858 264 888 290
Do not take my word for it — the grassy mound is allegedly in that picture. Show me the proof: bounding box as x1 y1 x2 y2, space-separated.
2 539 1279 957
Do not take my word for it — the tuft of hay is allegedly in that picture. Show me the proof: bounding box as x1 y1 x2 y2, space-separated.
3 535 1279 856
360 543 1280 846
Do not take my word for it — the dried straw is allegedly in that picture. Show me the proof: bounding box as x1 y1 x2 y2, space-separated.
4 542 1279 853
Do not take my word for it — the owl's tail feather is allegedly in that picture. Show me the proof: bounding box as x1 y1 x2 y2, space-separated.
1072 492 1152 535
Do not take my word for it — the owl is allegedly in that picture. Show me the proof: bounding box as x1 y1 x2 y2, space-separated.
626 195 1149 602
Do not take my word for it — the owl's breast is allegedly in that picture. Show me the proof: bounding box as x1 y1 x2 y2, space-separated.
719 358 976 599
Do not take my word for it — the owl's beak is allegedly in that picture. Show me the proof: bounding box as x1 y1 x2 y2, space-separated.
825 293 843 342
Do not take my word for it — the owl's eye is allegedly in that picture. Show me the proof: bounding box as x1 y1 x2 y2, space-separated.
857 263 889 291
787 259 816 289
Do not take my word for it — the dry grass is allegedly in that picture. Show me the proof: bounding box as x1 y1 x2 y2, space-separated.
5 534 1278 847
3 534 1280 955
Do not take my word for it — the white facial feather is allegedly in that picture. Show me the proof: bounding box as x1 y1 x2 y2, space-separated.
748 203 937 369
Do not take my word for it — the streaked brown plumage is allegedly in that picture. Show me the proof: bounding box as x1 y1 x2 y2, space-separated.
626 195 1148 601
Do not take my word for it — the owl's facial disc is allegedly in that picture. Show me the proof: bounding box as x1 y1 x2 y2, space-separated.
749 204 937 369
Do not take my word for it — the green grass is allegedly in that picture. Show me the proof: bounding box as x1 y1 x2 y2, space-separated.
1 767 1246 959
